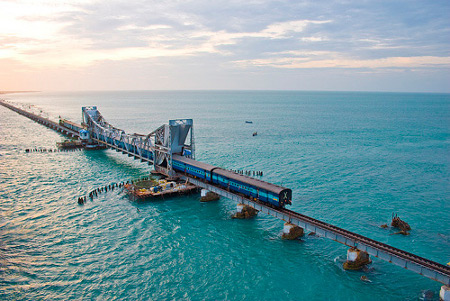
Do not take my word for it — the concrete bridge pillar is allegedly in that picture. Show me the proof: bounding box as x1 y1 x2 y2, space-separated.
232 203 258 219
343 247 371 270
441 285 450 301
200 189 220 202
281 222 304 240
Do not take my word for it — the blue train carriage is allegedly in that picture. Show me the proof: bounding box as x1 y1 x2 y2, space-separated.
212 169 292 208
172 155 216 181
172 154 292 208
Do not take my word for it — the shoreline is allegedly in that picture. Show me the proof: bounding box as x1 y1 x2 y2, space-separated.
0 91 40 95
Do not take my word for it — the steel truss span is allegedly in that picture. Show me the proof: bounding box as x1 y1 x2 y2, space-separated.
82 106 195 176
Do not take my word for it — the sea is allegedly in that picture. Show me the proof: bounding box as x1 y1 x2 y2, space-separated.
0 91 449 300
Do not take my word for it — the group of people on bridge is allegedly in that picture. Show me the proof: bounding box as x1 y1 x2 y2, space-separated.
230 169 263 177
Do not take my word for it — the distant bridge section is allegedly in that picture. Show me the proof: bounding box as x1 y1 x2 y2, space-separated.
0 100 79 137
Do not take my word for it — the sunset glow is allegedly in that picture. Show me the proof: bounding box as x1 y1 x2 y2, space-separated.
1 0 449 92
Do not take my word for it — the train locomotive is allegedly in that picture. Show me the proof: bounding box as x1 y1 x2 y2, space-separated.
172 155 292 208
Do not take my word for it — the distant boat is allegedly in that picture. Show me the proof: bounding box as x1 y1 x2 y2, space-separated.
245 121 253 124
252 132 257 136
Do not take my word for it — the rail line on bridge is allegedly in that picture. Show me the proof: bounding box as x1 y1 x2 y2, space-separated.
0 100 79 137
185 177 450 285
1 99 449 290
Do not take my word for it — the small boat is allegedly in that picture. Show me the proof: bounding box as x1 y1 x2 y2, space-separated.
245 121 253 124
252 132 257 136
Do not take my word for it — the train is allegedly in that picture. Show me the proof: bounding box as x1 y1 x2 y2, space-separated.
172 154 292 208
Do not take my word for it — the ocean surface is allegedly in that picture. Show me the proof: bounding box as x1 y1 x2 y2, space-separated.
0 91 449 300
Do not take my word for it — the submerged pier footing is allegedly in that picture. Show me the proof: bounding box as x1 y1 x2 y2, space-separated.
343 247 371 270
281 222 304 240
200 189 220 202
232 204 258 219
441 285 450 301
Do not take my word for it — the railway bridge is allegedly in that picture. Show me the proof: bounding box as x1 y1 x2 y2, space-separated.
1 100 449 297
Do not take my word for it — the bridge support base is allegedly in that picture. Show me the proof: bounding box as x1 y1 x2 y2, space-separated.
200 189 220 202
232 204 258 219
281 222 304 240
441 285 450 301
343 247 371 270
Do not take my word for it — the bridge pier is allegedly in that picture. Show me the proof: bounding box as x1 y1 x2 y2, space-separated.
232 203 258 219
281 222 304 240
343 247 371 270
441 285 450 301
200 189 220 202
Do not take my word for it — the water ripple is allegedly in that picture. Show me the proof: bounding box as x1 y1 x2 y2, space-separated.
1 92 448 300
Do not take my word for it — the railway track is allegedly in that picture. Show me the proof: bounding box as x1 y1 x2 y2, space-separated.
186 176 450 285
282 207 450 277
0 100 79 137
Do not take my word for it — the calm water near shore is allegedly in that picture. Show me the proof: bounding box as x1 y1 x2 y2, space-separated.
1 91 449 300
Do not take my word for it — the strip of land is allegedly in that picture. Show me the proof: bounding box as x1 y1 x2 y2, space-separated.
0 91 39 95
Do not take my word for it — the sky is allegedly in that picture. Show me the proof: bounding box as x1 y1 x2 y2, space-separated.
0 0 449 92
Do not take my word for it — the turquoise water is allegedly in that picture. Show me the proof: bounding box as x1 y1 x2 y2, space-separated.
0 91 449 300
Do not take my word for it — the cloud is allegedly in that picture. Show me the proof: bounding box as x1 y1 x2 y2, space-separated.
1 7 332 67
260 20 331 39
117 24 172 31
233 55 450 69
1 0 449 91
301 37 327 42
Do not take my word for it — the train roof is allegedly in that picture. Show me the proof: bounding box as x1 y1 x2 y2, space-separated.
172 155 291 195
172 155 217 172
213 168 290 194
